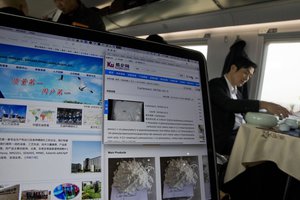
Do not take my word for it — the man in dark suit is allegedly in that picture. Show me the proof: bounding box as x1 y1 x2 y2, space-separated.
210 54 292 200
53 0 106 31
209 56 289 156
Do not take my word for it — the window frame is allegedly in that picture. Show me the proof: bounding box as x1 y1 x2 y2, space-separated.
258 31 300 109
169 38 208 59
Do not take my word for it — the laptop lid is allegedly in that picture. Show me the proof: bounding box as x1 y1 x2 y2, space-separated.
0 13 219 200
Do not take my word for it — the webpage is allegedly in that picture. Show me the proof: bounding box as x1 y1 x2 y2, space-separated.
0 27 103 200
103 50 206 144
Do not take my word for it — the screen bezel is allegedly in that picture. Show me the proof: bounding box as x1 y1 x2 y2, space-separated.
0 12 219 200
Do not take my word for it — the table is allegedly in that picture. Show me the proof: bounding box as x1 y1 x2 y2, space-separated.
224 124 300 183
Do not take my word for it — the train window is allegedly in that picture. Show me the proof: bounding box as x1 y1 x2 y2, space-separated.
260 41 300 112
182 45 208 59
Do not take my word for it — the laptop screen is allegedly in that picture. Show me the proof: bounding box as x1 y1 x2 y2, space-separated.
0 13 218 200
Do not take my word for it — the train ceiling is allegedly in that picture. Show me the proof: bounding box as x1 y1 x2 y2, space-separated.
26 0 286 32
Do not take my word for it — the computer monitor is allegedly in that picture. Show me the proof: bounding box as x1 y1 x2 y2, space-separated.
0 13 219 200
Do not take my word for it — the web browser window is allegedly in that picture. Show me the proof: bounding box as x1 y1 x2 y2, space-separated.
104 47 206 144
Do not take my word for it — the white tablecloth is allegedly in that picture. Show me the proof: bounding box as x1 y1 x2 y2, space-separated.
224 124 300 183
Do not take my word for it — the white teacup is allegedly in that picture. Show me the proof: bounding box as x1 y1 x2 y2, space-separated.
284 118 298 129
279 123 290 132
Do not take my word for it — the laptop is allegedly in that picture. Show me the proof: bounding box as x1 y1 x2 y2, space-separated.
0 13 219 200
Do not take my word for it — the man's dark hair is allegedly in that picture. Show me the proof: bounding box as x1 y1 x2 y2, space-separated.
222 40 256 75
146 34 167 44
230 56 257 72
